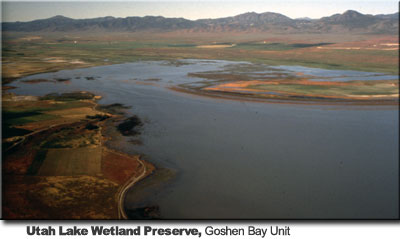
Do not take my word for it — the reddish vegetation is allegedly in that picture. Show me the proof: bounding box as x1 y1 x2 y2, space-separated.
3 174 120 219
102 149 143 184
3 148 37 174
102 148 155 185
2 85 17 90
2 175 48 219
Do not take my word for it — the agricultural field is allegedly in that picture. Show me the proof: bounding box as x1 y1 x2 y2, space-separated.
2 91 153 219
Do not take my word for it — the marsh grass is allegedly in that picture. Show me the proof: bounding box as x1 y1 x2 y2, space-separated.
250 83 399 96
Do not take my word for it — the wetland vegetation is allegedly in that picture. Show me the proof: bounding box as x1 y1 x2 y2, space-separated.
1 7 398 219
4 59 398 219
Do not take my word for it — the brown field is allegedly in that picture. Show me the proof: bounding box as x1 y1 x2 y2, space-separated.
3 175 119 219
102 149 155 185
38 147 102 176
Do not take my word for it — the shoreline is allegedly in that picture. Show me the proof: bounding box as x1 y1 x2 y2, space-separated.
2 59 398 219
6 60 397 107
2 88 155 219
97 107 156 220
170 86 399 106
104 148 149 219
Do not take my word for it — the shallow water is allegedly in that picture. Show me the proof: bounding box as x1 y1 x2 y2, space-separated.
10 60 399 219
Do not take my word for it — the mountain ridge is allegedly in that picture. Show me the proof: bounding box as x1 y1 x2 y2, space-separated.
3 10 398 34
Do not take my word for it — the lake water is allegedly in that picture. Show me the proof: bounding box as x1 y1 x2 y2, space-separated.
10 60 399 219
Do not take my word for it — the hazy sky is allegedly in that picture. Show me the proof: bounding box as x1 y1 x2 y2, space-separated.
2 1 398 22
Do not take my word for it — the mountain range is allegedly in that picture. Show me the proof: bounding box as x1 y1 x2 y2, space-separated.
2 10 398 34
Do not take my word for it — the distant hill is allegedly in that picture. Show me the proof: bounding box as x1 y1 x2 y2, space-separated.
2 10 398 34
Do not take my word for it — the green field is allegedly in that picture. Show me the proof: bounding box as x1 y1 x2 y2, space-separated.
249 83 399 97
2 32 398 82
232 42 332 51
